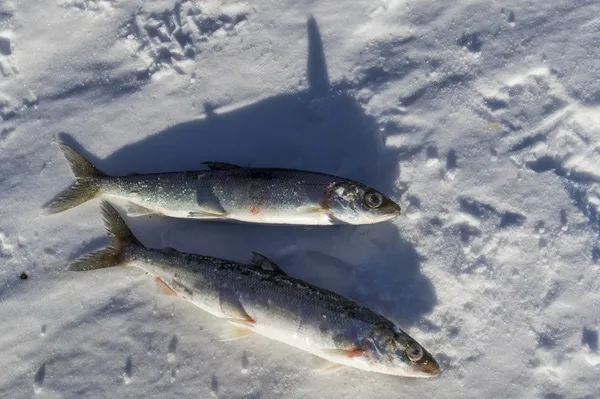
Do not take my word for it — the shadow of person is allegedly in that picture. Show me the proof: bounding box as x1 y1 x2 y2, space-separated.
59 16 436 327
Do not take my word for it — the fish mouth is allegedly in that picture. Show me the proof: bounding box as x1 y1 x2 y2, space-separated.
413 354 441 377
389 202 402 217
376 201 402 221
419 359 440 377
396 361 440 378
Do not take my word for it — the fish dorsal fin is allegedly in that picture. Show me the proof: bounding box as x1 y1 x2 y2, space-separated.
251 252 287 275
203 162 243 170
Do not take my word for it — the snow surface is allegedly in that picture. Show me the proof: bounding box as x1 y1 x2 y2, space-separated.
1 0 600 397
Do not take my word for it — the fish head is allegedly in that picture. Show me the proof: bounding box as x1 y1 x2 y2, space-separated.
325 182 401 224
365 327 440 377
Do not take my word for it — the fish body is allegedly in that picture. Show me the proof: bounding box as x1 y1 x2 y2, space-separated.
43 142 401 225
70 201 439 377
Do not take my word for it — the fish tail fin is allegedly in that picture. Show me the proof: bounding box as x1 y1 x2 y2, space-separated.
43 141 107 215
69 201 140 271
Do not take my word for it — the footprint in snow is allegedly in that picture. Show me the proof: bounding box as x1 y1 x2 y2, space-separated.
210 374 219 398
241 350 249 374
426 145 439 167
167 334 177 363
33 363 45 394
123 356 133 385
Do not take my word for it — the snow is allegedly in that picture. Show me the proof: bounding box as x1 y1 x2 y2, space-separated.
1 0 600 397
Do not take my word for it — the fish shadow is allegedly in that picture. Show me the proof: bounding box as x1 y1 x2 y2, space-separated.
60 16 436 327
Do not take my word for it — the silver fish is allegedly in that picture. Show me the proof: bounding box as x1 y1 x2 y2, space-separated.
43 141 401 225
69 201 439 377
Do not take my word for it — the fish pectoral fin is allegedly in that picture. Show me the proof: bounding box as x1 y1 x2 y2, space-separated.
125 202 160 217
219 319 255 342
250 252 287 275
327 214 348 225
154 277 178 297
322 347 366 358
313 361 346 374
313 348 363 373
202 162 243 170
225 318 255 328
187 206 228 218
295 204 326 215
219 288 254 322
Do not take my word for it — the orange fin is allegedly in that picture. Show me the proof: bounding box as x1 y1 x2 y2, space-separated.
224 318 255 328
219 318 255 342
322 348 365 358
219 324 253 342
154 277 178 296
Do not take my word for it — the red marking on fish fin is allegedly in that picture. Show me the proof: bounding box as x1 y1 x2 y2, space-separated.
322 347 366 358
224 318 255 327
250 207 260 215
154 276 178 296
219 323 254 342
349 349 365 358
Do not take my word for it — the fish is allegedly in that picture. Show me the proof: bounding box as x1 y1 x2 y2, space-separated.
68 200 439 377
42 141 401 225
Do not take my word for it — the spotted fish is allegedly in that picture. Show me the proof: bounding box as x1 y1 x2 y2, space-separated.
68 201 439 377
43 141 401 225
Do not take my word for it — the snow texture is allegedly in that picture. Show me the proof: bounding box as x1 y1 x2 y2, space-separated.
1 0 600 398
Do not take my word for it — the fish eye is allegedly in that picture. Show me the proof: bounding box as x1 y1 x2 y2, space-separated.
364 191 383 208
405 343 423 362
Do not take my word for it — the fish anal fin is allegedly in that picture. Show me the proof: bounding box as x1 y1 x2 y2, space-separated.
203 162 243 171
155 277 178 296
125 202 160 218
250 252 287 275
219 319 255 342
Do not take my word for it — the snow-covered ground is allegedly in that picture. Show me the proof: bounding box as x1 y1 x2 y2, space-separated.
1 0 600 397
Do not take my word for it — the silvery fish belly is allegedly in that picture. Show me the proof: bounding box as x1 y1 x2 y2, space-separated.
42 142 401 225
69 201 439 377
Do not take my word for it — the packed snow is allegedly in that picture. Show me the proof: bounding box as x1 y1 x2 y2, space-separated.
1 0 600 397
